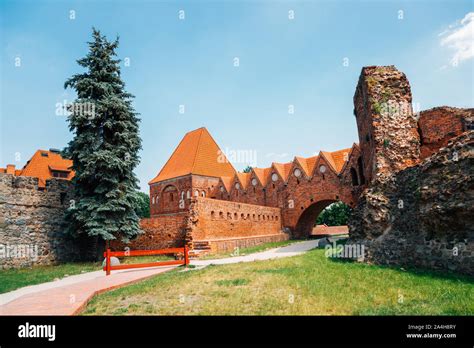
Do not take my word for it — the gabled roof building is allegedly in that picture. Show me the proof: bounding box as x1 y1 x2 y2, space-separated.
149 127 362 217
0 149 73 189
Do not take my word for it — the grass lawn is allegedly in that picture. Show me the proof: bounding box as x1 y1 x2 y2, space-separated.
82 248 474 315
0 262 102 294
199 239 301 260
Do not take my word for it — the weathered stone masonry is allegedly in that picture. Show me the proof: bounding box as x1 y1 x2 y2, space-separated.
349 132 473 275
349 66 473 276
0 174 81 268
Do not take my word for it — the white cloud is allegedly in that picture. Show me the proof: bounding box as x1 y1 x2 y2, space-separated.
439 12 474 67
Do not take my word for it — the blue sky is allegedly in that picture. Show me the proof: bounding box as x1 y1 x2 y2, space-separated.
1 0 472 192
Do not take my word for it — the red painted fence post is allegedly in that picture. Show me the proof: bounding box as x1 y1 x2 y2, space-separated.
184 245 189 266
106 248 111 276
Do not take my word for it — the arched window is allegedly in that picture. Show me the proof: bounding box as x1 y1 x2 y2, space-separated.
219 211 224 219
194 190 199 197
211 211 215 219
187 190 191 199
201 191 206 197
181 191 185 200
162 185 178 204
152 196 155 204
234 213 238 220
350 167 359 186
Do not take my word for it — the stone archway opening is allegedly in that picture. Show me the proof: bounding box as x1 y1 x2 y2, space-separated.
294 199 336 239
294 200 352 239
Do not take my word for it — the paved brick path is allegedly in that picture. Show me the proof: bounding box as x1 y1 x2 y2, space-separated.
0 265 177 315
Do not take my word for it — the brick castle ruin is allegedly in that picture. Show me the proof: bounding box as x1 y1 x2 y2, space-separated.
1 66 472 274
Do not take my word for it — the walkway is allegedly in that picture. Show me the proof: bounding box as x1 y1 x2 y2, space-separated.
191 239 319 266
0 265 177 315
0 240 320 315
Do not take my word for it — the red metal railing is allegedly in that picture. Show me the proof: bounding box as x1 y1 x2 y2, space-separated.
103 245 189 275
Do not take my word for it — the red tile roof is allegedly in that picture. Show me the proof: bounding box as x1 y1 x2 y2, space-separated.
272 162 292 181
219 176 233 192
149 128 357 188
149 127 236 184
235 172 251 189
251 167 272 186
0 150 74 188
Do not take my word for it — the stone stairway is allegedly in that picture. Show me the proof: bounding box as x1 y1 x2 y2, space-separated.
188 240 212 258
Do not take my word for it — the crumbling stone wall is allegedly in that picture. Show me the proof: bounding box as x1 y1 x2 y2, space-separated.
354 66 420 184
0 173 82 268
349 65 474 275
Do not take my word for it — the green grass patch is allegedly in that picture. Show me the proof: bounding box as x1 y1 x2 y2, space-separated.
216 278 249 287
82 248 474 315
0 262 101 294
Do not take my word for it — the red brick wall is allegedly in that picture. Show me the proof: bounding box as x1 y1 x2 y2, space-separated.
418 107 472 159
206 234 289 253
191 175 221 198
150 175 223 216
110 213 188 251
149 176 192 216
186 197 283 241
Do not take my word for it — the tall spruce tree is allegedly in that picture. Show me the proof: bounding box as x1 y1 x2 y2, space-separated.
63 28 142 243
